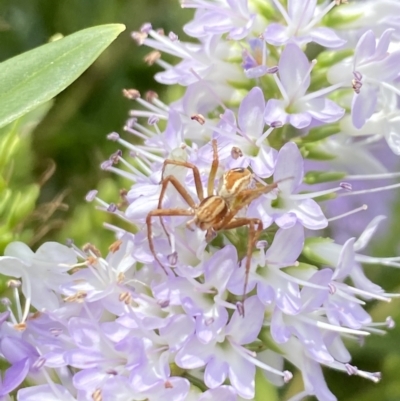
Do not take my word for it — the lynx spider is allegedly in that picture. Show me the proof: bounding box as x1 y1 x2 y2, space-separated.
146 139 279 305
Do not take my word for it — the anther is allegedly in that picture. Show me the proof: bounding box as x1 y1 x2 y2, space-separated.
386 316 395 329
191 114 206 125
119 292 132 305
283 371 293 383
168 251 178 266
92 388 102 401
140 23 152 33
107 133 120 142
122 88 141 100
169 31 178 41
144 50 161 65
32 357 46 370
271 121 283 128
109 240 123 253
164 381 173 389
148 115 160 125
145 91 159 102
7 280 21 289
267 66 279 74
110 150 122 164
236 301 245 317
14 323 27 331
345 364 358 376
157 299 170 308
340 182 352 191
131 31 148 45
231 146 243 159
82 243 102 257
101 160 113 170
205 317 215 326
107 203 118 213
85 190 98 202
328 283 336 294
49 328 63 337
0 298 11 306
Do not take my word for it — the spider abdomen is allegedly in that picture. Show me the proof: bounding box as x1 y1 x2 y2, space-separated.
196 196 228 230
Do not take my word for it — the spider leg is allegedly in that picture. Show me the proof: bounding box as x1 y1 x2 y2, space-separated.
221 217 263 314
157 174 197 246
146 208 194 274
161 160 204 201
207 139 219 197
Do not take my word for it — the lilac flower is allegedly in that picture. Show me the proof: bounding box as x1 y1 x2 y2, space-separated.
327 29 400 128
0 242 77 315
176 296 290 399
263 0 346 48
263 44 344 135
181 0 256 40
249 142 333 230
1 1 400 400
241 38 278 78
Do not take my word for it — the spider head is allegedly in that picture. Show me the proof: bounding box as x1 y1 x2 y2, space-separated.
218 167 252 201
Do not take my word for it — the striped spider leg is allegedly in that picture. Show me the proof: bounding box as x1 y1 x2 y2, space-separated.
146 139 278 308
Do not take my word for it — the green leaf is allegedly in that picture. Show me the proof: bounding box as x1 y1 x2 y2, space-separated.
0 24 126 130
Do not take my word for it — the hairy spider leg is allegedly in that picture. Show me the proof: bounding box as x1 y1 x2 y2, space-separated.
207 139 219 197
157 160 204 246
222 217 263 309
213 181 279 312
146 208 194 274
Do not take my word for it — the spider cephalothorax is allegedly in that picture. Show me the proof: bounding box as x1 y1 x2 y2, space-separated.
146 140 279 305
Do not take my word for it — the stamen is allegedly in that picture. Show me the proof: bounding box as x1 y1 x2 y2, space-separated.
270 0 291 25
189 68 227 111
122 88 141 100
191 114 206 125
273 74 289 103
301 82 344 102
346 171 400 180
289 184 345 200
289 59 317 102
232 341 293 381
298 315 370 336
339 182 400 197
328 204 368 222
303 0 337 32
256 126 276 147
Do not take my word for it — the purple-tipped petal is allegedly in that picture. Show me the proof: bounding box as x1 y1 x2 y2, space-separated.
354 30 377 66
265 224 304 266
204 357 228 388
226 296 264 344
0 358 30 396
293 199 328 230
308 27 347 48
264 99 288 127
274 142 304 193
263 23 290 46
238 87 265 137
351 86 378 129
228 355 255 399
250 145 277 178
333 238 356 280
288 0 316 28
289 112 312 129
198 386 237 401
279 44 310 100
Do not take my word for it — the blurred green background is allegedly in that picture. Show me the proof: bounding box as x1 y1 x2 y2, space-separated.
0 1 400 401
